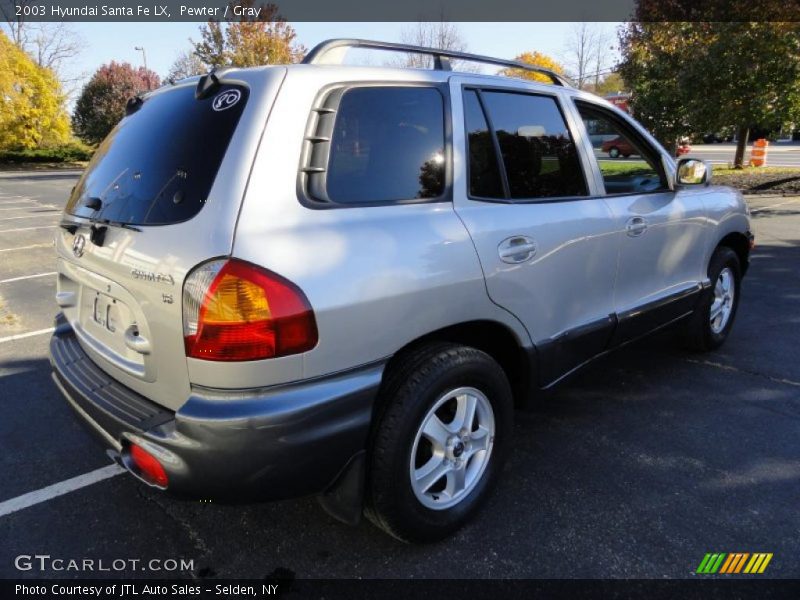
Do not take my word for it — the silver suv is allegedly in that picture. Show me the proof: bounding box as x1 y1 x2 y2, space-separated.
50 39 752 542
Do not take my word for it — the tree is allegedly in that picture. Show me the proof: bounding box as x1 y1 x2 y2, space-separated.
0 31 70 151
618 7 800 166
72 61 161 144
166 50 206 82
562 23 616 91
2 4 85 97
563 23 596 90
192 1 304 68
695 23 800 167
617 22 694 155
592 72 626 97
397 21 470 69
500 51 567 84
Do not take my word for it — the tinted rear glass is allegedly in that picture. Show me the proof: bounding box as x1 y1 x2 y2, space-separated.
66 84 248 225
325 86 446 204
480 91 587 199
463 90 504 199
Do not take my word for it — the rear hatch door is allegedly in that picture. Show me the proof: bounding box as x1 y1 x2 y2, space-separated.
55 68 286 411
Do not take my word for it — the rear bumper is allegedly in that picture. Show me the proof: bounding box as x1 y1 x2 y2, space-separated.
49 315 382 501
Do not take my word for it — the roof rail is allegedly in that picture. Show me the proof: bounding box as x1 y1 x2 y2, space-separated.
302 38 572 87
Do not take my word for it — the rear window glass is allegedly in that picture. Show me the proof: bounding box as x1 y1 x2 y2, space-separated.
479 91 587 200
66 84 248 226
463 90 504 199
325 86 446 204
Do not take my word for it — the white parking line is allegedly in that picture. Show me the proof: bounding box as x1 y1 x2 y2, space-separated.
0 202 37 208
0 214 58 221
0 327 55 344
0 225 57 233
750 198 800 213
0 272 56 284
0 464 124 519
0 205 51 211
0 243 51 253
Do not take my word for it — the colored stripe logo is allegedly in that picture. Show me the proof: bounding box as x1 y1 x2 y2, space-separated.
696 553 773 574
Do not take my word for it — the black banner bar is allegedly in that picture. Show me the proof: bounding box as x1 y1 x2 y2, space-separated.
1 0 799 22
3 579 800 600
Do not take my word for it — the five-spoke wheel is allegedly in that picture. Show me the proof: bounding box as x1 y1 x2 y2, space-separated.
410 387 495 510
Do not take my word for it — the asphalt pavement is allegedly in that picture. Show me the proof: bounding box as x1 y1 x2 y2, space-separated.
0 171 798 580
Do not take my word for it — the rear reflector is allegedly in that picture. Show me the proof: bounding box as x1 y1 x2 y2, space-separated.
183 259 318 361
129 444 168 488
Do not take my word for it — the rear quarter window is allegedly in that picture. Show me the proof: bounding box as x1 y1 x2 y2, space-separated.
307 86 447 205
66 84 248 226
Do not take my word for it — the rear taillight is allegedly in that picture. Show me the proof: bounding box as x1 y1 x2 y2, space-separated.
182 259 318 361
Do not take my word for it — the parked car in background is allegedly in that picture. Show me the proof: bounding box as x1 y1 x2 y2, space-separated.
50 39 753 543
602 135 634 158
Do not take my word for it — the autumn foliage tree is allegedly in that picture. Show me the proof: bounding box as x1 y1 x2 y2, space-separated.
618 6 800 166
165 50 206 82
72 61 160 144
500 51 567 84
192 1 305 68
0 31 70 151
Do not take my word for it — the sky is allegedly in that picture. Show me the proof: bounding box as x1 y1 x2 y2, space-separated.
67 21 621 91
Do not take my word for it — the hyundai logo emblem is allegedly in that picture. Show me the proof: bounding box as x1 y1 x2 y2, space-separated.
72 234 86 258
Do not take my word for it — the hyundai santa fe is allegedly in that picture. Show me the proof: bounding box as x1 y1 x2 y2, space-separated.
50 39 753 542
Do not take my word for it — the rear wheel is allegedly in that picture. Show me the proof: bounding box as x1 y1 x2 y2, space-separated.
684 246 742 351
608 147 620 158
366 343 512 542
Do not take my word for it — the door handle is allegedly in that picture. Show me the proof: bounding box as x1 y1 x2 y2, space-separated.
124 324 151 355
626 216 648 237
498 236 537 264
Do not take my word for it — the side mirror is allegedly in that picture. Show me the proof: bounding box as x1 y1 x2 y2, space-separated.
676 158 711 186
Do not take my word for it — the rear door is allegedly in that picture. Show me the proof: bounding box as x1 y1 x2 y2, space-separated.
55 69 286 410
450 79 619 385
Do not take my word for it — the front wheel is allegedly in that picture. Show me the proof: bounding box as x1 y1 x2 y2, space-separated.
365 343 513 543
684 246 742 351
608 147 620 158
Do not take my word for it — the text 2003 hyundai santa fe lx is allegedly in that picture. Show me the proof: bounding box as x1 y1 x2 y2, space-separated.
50 39 752 542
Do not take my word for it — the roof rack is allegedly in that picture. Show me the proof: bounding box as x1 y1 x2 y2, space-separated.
302 38 572 87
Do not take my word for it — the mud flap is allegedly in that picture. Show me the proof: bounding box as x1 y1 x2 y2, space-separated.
317 450 366 526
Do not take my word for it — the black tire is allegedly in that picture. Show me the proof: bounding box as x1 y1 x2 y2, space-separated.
608 147 620 158
684 246 742 351
365 343 513 543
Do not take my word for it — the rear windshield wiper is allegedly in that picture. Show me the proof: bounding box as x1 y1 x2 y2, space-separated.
59 218 81 234
93 218 142 232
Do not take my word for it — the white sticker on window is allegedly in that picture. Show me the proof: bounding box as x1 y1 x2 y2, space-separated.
212 89 241 112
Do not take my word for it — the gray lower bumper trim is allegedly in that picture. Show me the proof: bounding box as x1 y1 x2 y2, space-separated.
50 318 383 500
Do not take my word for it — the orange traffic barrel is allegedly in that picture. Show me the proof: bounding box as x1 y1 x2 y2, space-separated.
750 138 769 167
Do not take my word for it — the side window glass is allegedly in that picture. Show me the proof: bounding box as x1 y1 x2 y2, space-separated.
324 86 446 204
463 90 505 199
480 91 587 200
576 102 668 195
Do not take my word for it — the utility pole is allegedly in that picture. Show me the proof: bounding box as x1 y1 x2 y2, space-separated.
134 46 150 90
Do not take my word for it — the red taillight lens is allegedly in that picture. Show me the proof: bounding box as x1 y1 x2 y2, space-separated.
129 444 168 488
183 259 318 361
